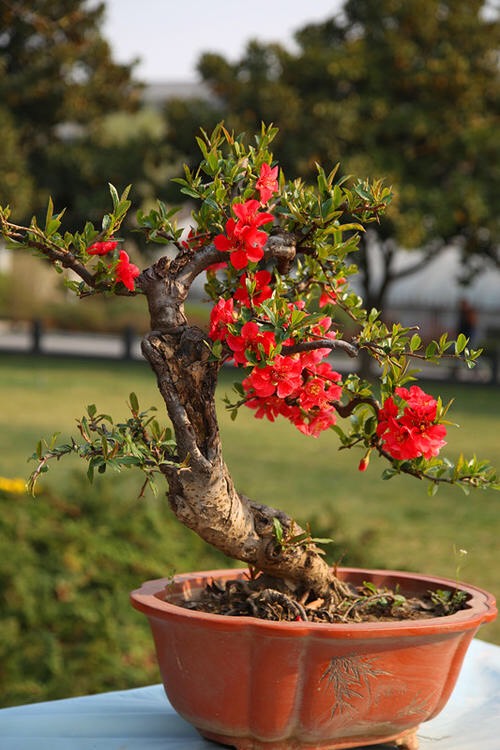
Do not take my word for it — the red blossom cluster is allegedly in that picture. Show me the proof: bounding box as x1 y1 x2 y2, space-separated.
86 239 140 291
318 278 347 308
255 163 279 204
214 200 274 270
115 250 140 291
87 239 119 255
213 163 278 271
376 385 447 461
244 355 343 437
208 163 345 438
210 295 343 436
207 163 448 462
241 304 343 437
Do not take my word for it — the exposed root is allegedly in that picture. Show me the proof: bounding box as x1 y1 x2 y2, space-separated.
178 574 467 624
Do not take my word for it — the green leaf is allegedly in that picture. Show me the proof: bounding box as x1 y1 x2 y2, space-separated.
48 433 60 450
117 456 142 466
129 392 139 414
455 333 468 354
363 581 378 595
101 214 112 232
44 197 54 229
108 184 120 211
180 186 202 199
425 341 437 358
206 150 218 172
272 517 284 544
310 537 334 545
195 136 210 161
119 185 132 203
381 468 398 480
410 333 422 352
232 381 245 397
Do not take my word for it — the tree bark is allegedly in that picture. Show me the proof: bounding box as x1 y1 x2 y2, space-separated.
138 252 349 602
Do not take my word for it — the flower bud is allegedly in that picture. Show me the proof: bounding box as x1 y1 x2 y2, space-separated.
358 452 371 472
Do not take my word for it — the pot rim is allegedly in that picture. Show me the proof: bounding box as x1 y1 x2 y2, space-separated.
130 566 497 637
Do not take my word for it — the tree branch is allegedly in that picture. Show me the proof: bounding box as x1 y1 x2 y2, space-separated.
166 230 298 290
0 218 140 294
3 221 98 286
282 338 359 358
333 395 380 418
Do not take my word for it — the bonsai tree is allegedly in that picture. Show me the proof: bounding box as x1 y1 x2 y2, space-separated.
1 124 497 618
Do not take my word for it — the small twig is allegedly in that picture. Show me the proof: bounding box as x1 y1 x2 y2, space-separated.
333 395 380 418
282 338 359 358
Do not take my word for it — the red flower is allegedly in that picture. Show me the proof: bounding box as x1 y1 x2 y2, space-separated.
226 321 276 366
244 394 287 422
214 218 267 270
244 355 303 399
358 454 370 472
115 250 140 291
298 377 331 412
233 199 274 229
242 355 343 438
233 270 273 308
318 278 346 308
311 360 343 389
232 226 269 270
396 385 439 421
181 228 206 251
244 387 338 438
292 408 337 438
209 298 236 341
214 200 273 270
87 239 118 255
293 364 342 437
256 163 279 204
377 385 447 461
319 290 337 307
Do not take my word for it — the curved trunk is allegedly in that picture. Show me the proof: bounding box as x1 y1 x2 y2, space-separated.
139 256 348 602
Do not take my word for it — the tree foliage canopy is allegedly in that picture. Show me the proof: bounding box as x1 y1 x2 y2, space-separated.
0 0 160 224
0 0 138 136
166 0 500 305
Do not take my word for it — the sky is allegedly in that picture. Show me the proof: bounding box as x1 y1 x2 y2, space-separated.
102 0 343 83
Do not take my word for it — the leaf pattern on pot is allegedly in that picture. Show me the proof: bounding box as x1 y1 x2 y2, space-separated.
393 689 437 720
320 655 391 716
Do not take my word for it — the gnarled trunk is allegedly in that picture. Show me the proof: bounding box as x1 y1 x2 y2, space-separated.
139 255 348 602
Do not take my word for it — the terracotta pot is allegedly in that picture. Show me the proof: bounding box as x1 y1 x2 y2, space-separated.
131 567 496 750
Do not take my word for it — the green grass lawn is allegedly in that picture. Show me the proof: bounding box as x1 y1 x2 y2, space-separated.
1 354 499 643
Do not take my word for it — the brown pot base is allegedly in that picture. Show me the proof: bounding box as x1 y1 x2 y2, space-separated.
131 568 496 750
198 724 419 749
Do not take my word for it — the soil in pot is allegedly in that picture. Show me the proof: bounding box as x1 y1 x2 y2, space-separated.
178 569 468 624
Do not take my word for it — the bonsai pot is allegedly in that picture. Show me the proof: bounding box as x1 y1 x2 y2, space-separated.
131 567 496 750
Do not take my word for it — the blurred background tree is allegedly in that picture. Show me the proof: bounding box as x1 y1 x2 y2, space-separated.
165 0 500 310
0 0 498 320
0 0 177 227
0 105 34 217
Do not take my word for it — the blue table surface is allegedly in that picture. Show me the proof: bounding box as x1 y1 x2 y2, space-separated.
1 638 499 750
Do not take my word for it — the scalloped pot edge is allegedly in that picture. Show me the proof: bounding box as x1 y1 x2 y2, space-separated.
131 567 496 750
